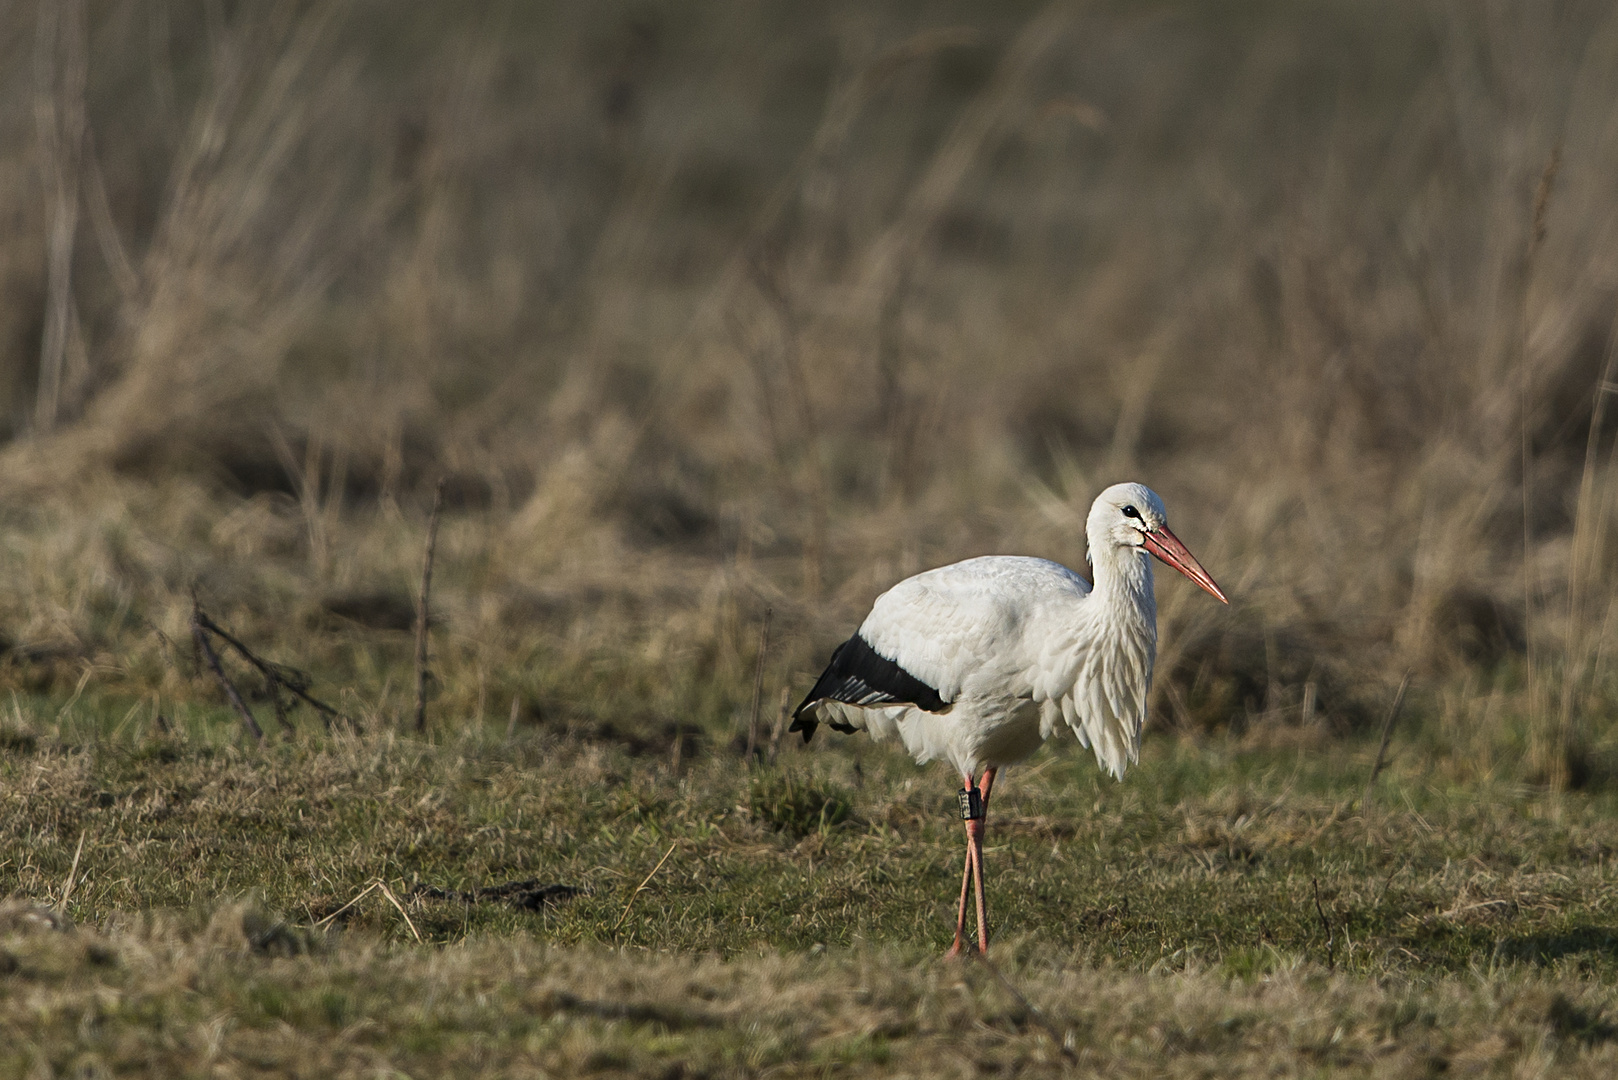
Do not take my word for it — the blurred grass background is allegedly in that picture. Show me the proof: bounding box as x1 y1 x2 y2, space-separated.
0 0 1617 788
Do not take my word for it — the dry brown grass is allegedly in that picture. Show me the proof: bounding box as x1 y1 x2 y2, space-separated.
0 1 1609 761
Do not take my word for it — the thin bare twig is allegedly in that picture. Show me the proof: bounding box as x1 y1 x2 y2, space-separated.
193 608 346 727
745 607 773 762
192 598 263 741
1312 877 1336 971
613 842 678 934
1363 672 1411 806
414 478 446 733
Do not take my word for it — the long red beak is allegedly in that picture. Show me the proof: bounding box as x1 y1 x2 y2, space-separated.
1142 526 1228 604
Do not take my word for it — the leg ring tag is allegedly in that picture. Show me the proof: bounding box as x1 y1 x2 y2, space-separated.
957 788 984 821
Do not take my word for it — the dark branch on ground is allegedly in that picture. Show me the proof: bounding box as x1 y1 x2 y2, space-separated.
191 598 263 741
193 606 350 730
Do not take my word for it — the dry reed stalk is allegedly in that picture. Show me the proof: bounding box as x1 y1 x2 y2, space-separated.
32 0 87 434
1521 147 1563 791
852 2 1072 309
744 606 772 762
749 260 827 597
1551 305 1618 788
81 122 137 301
414 479 446 734
875 260 916 502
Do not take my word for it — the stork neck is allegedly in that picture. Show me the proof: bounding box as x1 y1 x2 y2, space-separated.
1089 540 1154 613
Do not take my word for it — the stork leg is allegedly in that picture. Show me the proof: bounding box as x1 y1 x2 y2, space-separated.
946 802 975 958
945 767 998 958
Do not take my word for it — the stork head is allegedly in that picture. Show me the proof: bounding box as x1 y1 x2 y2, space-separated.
1088 482 1228 603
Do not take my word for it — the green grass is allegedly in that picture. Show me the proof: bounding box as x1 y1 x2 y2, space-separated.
3 710 1618 1076
7 697 1618 972
5 697 1618 1073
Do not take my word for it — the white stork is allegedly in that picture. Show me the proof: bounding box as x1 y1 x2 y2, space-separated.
790 482 1227 956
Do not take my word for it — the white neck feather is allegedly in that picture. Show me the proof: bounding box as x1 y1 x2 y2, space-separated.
1090 535 1155 620
1059 524 1159 780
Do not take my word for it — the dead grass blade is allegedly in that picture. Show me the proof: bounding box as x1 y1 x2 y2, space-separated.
613 842 678 934
312 879 421 943
57 828 86 913
315 881 380 929
376 881 423 944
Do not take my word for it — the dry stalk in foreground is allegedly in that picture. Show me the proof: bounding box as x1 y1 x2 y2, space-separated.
745 605 772 762
414 478 445 733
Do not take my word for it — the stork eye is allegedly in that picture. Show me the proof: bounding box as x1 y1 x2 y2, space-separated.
1122 505 1141 520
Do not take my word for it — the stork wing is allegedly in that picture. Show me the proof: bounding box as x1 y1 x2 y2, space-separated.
791 556 1093 742
858 557 1090 703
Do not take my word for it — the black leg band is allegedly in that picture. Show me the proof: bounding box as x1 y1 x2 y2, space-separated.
957 787 984 821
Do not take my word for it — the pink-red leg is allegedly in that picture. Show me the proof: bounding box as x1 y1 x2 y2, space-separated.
945 767 999 958
973 768 997 953
947 825 975 957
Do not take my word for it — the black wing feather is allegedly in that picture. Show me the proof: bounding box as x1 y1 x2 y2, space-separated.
789 633 948 743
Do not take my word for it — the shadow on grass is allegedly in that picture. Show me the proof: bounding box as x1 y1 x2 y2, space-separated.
545 990 724 1031
1495 925 1618 968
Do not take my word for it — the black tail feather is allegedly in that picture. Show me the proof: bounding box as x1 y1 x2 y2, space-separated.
790 634 947 743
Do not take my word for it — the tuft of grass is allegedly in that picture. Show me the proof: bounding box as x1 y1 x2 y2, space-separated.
748 769 854 837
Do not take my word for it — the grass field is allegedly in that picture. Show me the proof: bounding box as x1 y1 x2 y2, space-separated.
4 698 1618 1075
6 0 1618 1075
